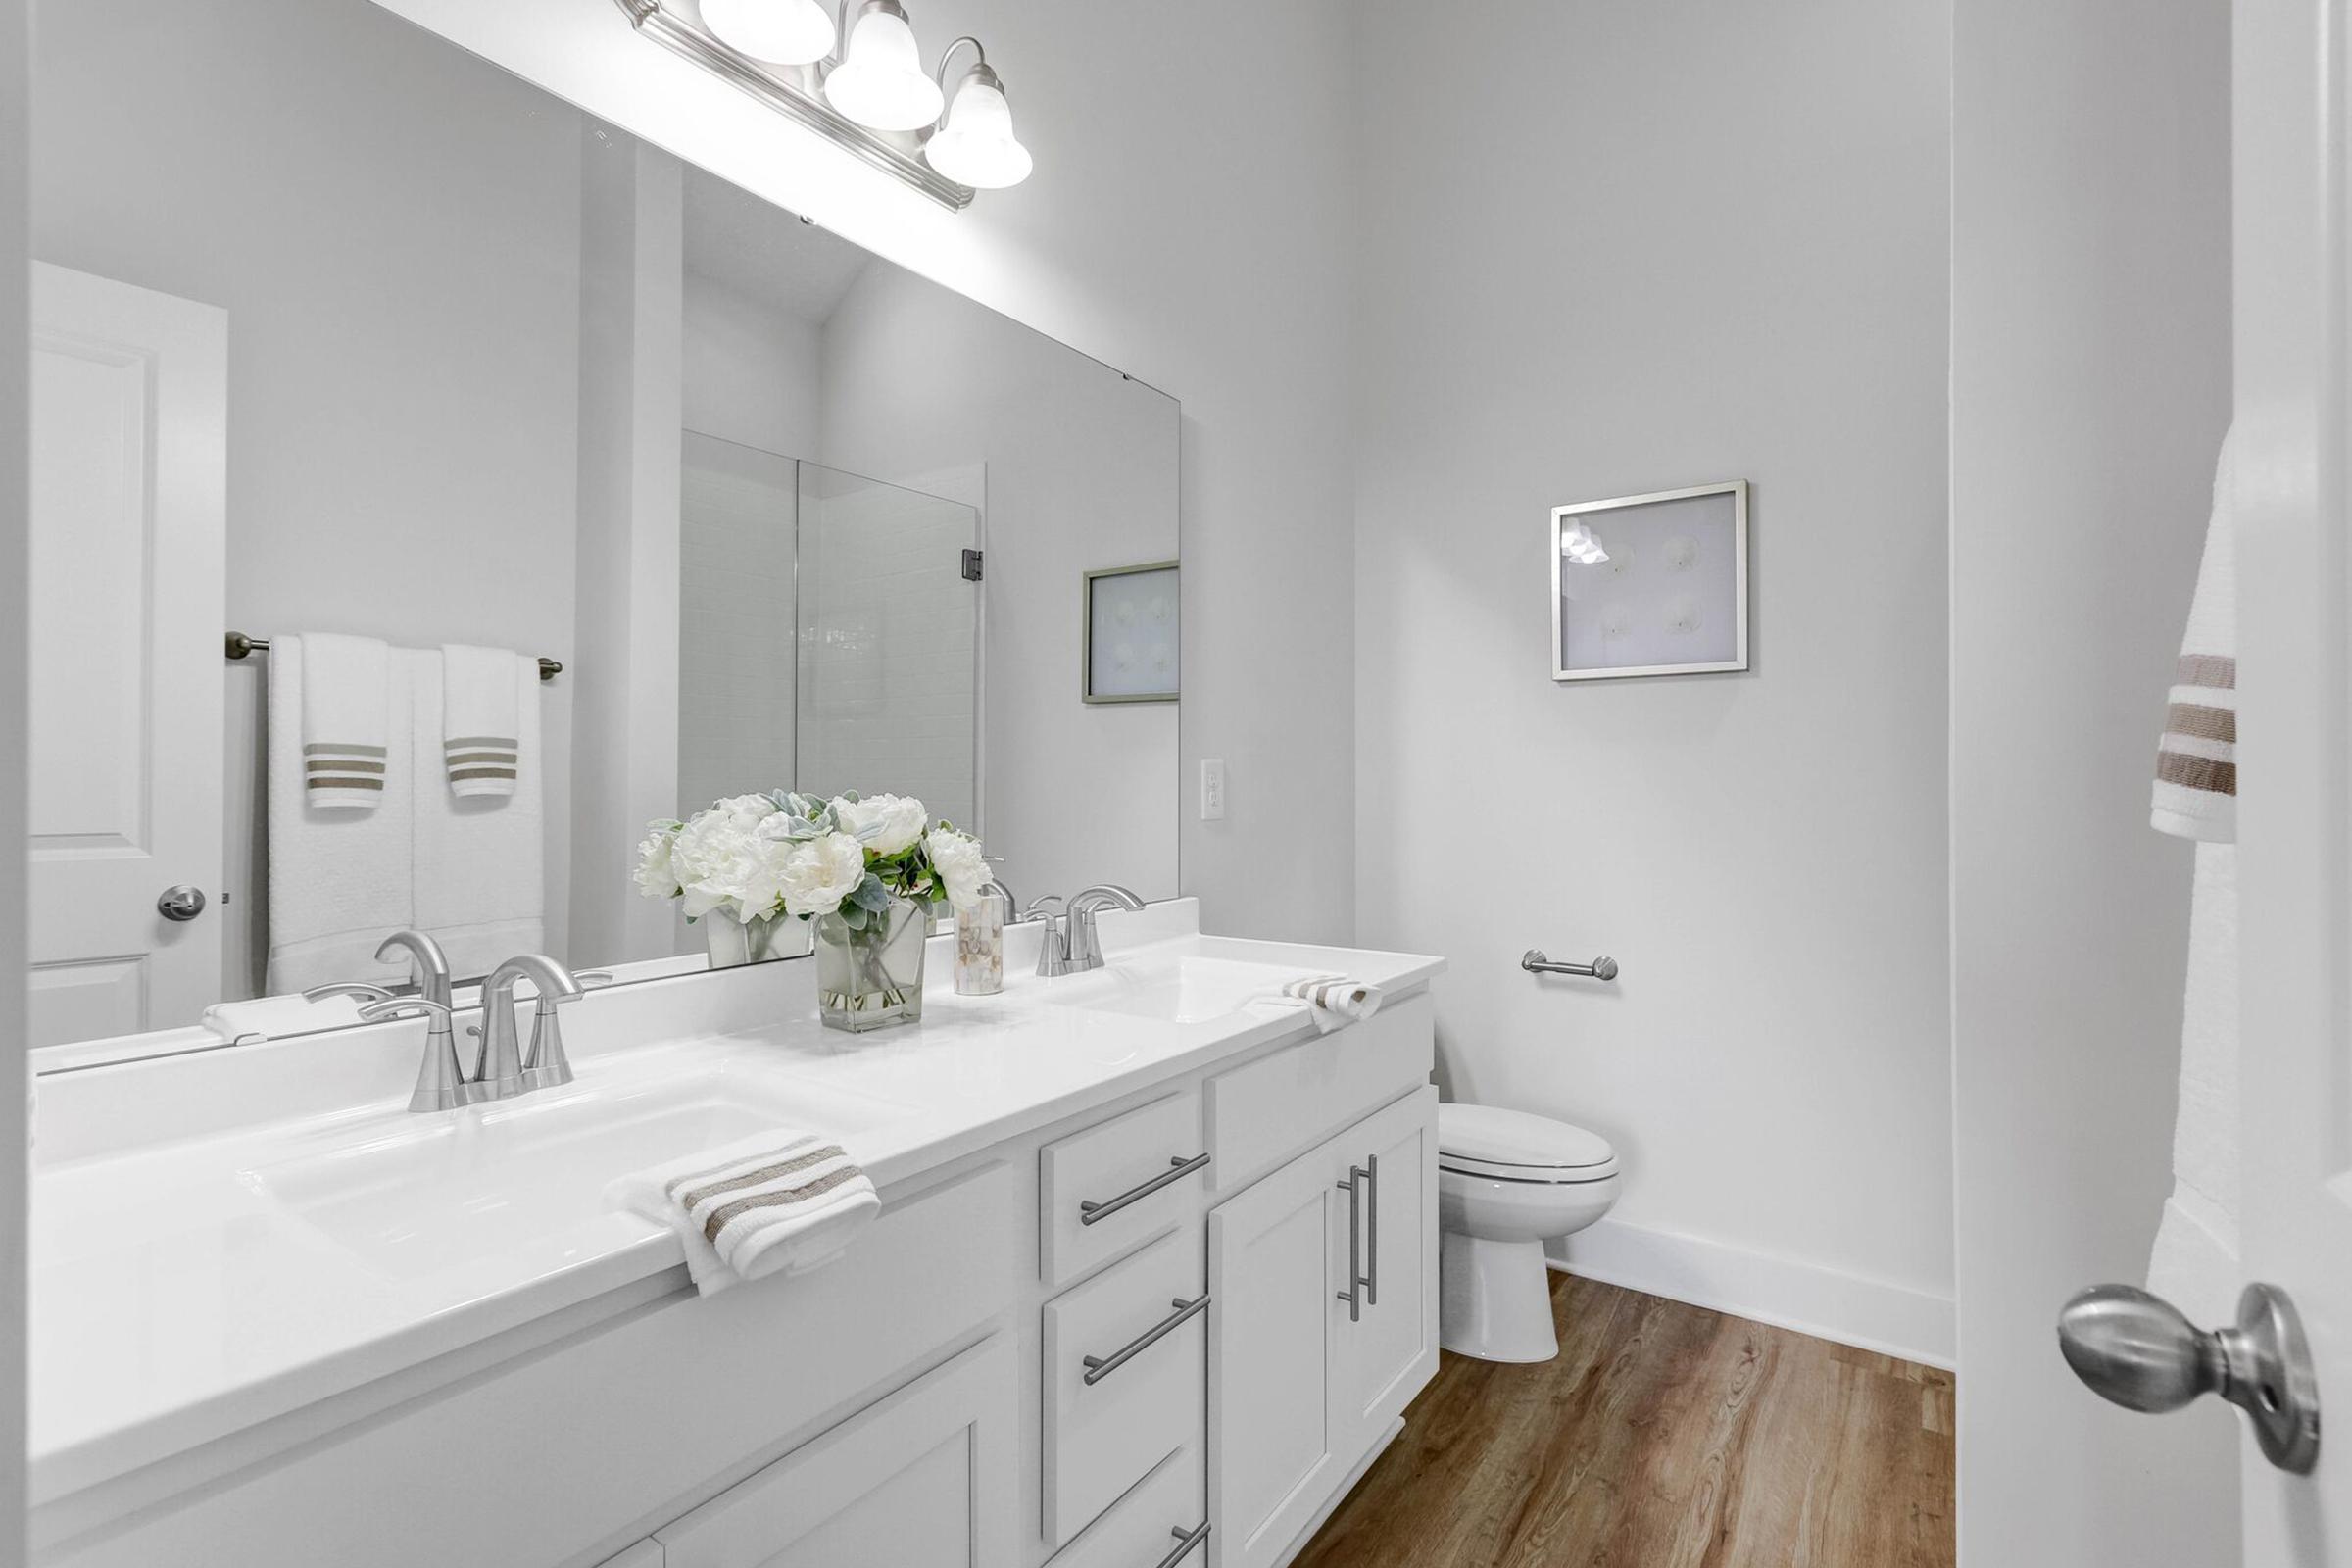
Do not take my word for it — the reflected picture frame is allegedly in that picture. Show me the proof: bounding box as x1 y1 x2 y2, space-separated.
1083 561 1181 704
1551 480 1750 682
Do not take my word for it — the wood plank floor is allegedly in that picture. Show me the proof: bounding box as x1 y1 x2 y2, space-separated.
1291 1272 1955 1568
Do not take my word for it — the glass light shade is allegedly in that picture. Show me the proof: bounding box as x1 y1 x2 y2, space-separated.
823 6 944 131
700 0 835 65
925 74 1032 188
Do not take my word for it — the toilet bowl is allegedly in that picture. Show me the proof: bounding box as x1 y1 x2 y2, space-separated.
1437 1102 1620 1363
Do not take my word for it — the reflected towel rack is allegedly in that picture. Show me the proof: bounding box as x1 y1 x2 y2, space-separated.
225 632 564 682
1522 949 1619 981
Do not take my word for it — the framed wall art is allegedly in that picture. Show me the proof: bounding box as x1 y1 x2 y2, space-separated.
1551 480 1749 681
1083 560 1179 703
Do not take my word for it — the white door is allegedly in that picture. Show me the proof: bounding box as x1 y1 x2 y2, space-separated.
654 1336 1017 1568
1207 1136 1343 1568
2237 0 2352 1552
1327 1087 1440 1459
26 263 226 1047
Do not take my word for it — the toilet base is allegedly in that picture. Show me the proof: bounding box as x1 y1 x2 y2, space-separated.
1439 1231 1560 1363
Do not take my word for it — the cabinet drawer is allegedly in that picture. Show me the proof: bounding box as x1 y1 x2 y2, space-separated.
1203 993 1433 1193
1049 1443 1207 1568
1043 1230 1207 1546
1041 1090 1206 1287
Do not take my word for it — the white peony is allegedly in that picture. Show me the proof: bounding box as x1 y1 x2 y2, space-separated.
779 831 870 918
834 793 928 857
924 826 990 909
633 822 681 900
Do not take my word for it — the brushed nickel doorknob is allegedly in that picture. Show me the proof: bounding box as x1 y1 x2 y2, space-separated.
156 885 207 922
2058 1281 2320 1474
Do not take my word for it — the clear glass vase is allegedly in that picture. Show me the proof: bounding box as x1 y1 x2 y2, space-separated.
704 910 784 969
814 897 929 1033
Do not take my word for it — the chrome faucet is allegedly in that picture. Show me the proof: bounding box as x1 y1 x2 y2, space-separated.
1034 885 1146 976
374 929 454 1011
469 955 587 1102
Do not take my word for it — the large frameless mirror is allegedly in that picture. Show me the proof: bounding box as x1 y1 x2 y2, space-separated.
24 0 1180 1064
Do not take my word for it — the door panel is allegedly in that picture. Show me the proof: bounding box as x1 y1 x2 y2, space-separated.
27 263 226 1045
1207 1139 1340 1568
655 1335 1017 1568
1329 1088 1439 1457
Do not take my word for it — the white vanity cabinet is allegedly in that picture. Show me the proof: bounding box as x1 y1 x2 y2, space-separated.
1205 1086 1440 1568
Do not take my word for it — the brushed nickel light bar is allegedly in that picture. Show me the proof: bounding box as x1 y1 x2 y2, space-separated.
614 0 1033 211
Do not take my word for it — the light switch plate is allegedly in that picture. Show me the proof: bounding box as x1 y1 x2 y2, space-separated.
1200 759 1227 820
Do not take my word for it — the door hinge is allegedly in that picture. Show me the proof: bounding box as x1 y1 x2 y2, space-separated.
961 548 984 582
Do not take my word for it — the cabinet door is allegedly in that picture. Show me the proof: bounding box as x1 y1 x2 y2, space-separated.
1327 1086 1440 1459
1206 1136 1344 1568
656 1336 1016 1568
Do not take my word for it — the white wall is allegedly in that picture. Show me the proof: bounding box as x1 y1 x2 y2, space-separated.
816 263 1178 903
367 0 1360 945
1350 0 1956 1361
1949 0 2238 1560
32 0 584 994
681 272 822 457
1 0 32 1554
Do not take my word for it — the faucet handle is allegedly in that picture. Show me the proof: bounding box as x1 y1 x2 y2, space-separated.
521 1002 578 1092
359 998 452 1025
573 969 616 989
304 981 396 1004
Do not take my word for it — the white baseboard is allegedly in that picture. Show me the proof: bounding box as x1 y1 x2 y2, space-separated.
1547 1218 1956 1371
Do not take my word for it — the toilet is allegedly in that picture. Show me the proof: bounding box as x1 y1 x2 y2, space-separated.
1437 1102 1621 1363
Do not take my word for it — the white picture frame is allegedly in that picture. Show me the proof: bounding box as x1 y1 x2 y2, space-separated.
1551 480 1750 681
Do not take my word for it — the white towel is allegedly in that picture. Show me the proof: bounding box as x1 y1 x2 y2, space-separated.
203 990 368 1044
2147 428 2240 1324
440 643 521 799
2152 430 2237 840
1276 974 1386 1035
267 637 416 993
412 649 544 981
608 1130 881 1297
298 632 392 810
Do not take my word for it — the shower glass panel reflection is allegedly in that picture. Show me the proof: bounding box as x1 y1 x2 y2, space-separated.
677 430 981 847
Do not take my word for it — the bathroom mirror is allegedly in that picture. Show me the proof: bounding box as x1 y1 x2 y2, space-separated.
24 0 1180 1059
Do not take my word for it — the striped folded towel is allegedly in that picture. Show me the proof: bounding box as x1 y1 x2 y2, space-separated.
1280 975 1386 1035
608 1130 881 1297
2152 429 2237 843
296 632 391 809
440 644 522 798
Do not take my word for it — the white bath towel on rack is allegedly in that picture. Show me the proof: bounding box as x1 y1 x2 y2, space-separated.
2147 427 2241 1329
266 635 416 993
412 648 544 982
440 643 521 798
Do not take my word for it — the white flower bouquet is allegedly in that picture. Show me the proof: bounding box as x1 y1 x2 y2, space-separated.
636 791 986 1030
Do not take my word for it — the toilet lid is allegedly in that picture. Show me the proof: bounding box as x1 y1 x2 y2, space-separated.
1438 1103 1616 1175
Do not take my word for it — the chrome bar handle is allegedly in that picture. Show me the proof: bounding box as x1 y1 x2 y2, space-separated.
1080 1152 1211 1226
1082 1294 1210 1387
1335 1165 1367 1322
1363 1153 1380 1308
1156 1521 1211 1567
1522 949 1620 981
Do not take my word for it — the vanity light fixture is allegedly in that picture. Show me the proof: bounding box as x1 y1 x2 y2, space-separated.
618 0 1032 209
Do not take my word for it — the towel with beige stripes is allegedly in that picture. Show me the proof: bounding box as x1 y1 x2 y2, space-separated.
610 1131 881 1297
2152 429 2236 841
1279 974 1387 1035
440 643 523 798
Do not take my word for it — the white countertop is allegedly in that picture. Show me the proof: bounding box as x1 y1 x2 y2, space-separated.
27 904 1441 1505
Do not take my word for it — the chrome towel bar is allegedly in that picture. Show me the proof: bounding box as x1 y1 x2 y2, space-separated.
1523 949 1620 981
226 631 564 681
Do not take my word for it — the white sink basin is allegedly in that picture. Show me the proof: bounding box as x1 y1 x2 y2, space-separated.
1047 956 1308 1024
241 1070 908 1281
